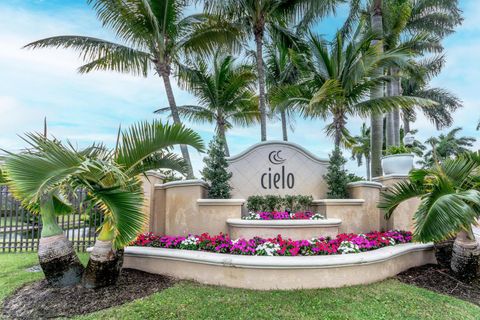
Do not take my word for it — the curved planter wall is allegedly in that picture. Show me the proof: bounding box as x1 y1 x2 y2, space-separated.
227 218 342 239
123 243 435 290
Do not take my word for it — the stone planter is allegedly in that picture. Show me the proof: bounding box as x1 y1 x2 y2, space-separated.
381 153 414 175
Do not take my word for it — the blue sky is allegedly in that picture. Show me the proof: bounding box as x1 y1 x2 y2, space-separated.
0 0 478 177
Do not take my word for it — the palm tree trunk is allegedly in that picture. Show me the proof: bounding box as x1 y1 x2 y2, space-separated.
393 107 400 146
217 122 230 157
370 0 384 178
392 68 401 146
386 112 394 147
280 110 288 141
255 28 267 142
366 156 371 181
385 69 394 147
333 110 345 148
82 221 123 289
451 229 480 282
38 195 83 287
402 113 410 133
158 64 195 179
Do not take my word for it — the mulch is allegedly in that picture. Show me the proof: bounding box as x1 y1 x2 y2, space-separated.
397 264 480 306
2 269 175 320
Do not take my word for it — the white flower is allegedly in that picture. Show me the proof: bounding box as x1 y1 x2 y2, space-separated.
337 241 360 254
255 241 280 256
180 235 199 247
243 212 261 220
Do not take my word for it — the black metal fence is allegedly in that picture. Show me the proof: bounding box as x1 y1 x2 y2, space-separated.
0 185 102 253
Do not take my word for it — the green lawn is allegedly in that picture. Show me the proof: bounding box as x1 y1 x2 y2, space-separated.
1 253 479 320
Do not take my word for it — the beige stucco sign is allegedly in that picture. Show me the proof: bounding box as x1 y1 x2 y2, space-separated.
227 141 329 199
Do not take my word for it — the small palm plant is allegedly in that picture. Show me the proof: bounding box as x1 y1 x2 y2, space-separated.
379 152 480 281
4 135 100 287
4 121 204 288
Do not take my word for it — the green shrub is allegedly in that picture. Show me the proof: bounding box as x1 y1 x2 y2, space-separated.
246 195 313 212
324 147 349 199
384 145 411 156
201 136 232 199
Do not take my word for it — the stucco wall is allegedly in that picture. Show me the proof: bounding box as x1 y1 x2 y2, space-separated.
314 199 365 234
123 243 435 290
227 218 341 239
374 175 418 231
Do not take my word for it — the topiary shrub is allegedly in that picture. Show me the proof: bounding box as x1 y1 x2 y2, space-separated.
324 147 349 199
201 136 232 199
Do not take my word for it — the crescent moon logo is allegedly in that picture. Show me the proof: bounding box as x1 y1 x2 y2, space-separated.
268 150 286 165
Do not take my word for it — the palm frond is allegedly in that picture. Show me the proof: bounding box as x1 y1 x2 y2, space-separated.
116 120 204 176
24 35 152 76
379 180 425 219
91 186 145 249
352 96 437 118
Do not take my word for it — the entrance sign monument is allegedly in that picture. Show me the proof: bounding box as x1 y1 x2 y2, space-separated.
226 141 329 199
128 141 432 290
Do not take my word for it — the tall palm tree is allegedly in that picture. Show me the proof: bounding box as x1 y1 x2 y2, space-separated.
345 0 462 174
379 152 480 281
382 0 462 139
265 29 303 141
204 0 341 141
155 53 259 156
24 0 237 179
422 127 476 167
4 121 204 288
351 123 371 180
270 27 434 148
369 0 385 178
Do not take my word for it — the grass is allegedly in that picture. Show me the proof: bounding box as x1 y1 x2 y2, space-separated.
1 253 479 320
0 252 89 303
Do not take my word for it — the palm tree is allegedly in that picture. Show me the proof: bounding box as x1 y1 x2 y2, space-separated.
265 30 303 141
270 26 434 148
476 119 480 131
345 0 462 174
382 0 462 143
4 136 97 287
24 0 237 179
204 0 341 141
369 0 385 178
379 152 480 281
351 123 371 180
4 121 204 288
422 127 476 167
155 53 259 156
83 120 204 288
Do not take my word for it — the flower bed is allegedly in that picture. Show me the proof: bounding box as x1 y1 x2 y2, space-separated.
243 211 324 220
133 230 412 256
